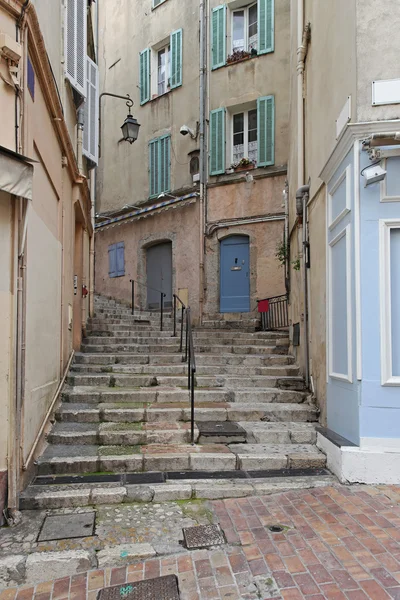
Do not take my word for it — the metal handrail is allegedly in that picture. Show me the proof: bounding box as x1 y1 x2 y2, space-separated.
257 294 289 330
171 294 196 444
130 279 166 331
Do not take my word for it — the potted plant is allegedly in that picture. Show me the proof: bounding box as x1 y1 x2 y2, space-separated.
231 158 256 172
227 49 251 65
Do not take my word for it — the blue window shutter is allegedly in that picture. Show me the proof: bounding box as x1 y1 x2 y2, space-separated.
209 108 225 175
27 57 35 99
211 5 226 70
149 136 170 197
170 29 183 89
257 95 275 167
149 139 158 197
116 242 125 276
140 48 151 105
258 0 274 55
108 244 117 278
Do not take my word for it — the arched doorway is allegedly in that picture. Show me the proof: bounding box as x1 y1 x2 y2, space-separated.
220 235 250 312
146 241 172 309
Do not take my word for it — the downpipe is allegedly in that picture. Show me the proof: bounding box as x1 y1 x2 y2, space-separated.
296 185 310 388
199 0 207 324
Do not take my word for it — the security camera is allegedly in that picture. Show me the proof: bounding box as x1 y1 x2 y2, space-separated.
362 164 387 187
180 125 195 138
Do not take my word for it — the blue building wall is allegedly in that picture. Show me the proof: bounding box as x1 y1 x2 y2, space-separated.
359 150 400 440
326 149 361 445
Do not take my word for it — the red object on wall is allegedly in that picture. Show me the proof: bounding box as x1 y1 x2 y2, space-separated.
258 299 269 313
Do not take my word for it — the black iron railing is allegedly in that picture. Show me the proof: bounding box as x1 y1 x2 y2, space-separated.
258 294 289 330
172 294 196 444
130 279 166 331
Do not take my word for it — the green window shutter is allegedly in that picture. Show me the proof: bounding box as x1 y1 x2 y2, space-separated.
149 136 171 197
140 48 151 105
258 0 274 55
170 29 183 89
257 95 275 167
209 108 225 175
149 139 158 197
211 5 226 70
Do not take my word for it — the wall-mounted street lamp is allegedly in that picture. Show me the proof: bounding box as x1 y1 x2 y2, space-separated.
99 92 141 157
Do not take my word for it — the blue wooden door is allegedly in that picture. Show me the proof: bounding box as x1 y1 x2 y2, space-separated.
220 236 250 312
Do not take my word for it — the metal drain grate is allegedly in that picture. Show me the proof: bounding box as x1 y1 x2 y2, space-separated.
183 524 225 550
97 575 180 600
38 512 96 542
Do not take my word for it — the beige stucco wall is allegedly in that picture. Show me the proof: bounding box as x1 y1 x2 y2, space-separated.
95 202 201 318
0 10 18 150
97 0 200 213
209 0 290 171
356 0 400 122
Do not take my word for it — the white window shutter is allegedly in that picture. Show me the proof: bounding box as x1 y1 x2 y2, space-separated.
65 0 87 97
83 56 99 165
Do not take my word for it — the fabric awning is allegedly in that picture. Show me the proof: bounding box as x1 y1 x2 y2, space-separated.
0 146 35 201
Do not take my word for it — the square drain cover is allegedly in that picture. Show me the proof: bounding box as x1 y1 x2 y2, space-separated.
197 421 245 436
97 575 179 600
38 512 96 542
183 524 225 549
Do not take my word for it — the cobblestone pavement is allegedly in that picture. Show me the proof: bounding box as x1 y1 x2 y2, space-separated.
3 484 400 599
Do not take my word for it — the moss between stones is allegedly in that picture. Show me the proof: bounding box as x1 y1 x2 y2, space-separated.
98 445 141 456
175 499 215 524
101 422 143 431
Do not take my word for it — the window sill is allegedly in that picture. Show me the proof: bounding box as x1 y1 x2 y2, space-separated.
212 50 273 71
208 164 286 186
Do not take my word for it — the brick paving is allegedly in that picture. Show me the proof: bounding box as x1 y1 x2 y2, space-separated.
3 484 400 599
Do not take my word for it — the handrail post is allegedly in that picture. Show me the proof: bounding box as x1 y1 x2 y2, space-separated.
160 293 164 332
172 294 177 337
185 308 189 362
179 306 184 352
131 280 135 315
190 370 195 445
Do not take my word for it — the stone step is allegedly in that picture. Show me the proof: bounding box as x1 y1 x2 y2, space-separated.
61 387 309 405
66 372 304 389
56 401 318 424
70 364 300 377
83 335 289 347
81 343 289 355
35 441 325 476
88 325 287 339
48 421 197 445
74 352 295 367
238 421 317 444
20 471 336 509
228 443 327 471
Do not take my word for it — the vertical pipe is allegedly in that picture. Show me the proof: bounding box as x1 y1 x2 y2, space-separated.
191 371 195 444
303 195 310 385
297 0 305 189
89 170 95 318
131 280 134 315
160 293 164 332
199 0 207 324
172 294 176 337
185 309 189 362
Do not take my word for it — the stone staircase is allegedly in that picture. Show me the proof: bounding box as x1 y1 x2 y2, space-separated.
20 295 333 509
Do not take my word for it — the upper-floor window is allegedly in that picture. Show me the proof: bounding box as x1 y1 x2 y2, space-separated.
153 0 167 7
108 242 125 278
232 3 258 53
232 109 257 164
140 29 182 104
158 45 171 95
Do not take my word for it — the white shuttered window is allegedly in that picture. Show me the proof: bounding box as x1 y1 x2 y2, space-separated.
83 57 99 165
65 0 87 97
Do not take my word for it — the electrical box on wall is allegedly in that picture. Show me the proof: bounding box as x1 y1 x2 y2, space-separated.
0 32 22 62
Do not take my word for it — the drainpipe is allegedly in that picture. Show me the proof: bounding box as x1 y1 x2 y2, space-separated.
77 107 84 175
199 0 207 323
89 170 96 318
296 185 310 387
296 5 310 188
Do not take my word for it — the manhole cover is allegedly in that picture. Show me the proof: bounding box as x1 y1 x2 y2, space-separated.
38 512 96 542
196 421 246 436
97 575 179 600
268 525 284 533
183 524 225 549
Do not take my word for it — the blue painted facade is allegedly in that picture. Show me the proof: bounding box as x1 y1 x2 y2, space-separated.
327 144 400 444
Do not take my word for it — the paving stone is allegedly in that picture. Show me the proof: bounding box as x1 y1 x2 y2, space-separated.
124 485 155 502
194 482 254 499
151 484 192 501
90 488 127 505
25 551 94 586
96 545 156 568
0 555 26 589
189 453 237 471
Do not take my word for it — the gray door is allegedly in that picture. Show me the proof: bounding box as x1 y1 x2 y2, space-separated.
146 242 172 309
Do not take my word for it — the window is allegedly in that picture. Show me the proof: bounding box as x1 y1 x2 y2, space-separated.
27 56 35 100
140 29 182 104
232 3 258 53
108 242 125 278
211 0 274 69
158 45 171 96
153 0 167 7
83 56 99 165
65 0 87 97
232 109 257 164
149 135 171 197
209 95 275 175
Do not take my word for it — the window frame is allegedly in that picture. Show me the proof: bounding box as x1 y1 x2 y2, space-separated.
157 45 171 96
231 107 258 165
152 0 168 9
231 2 258 54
